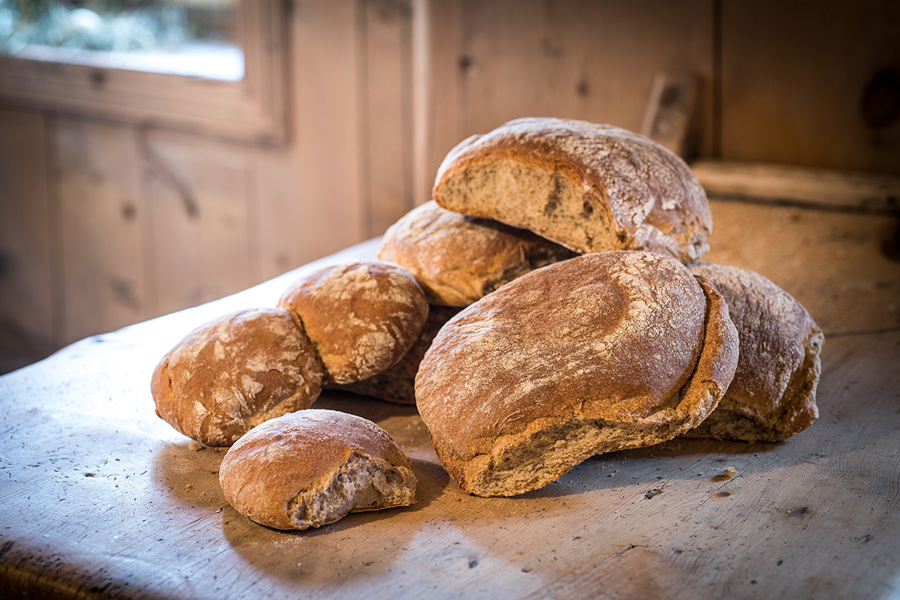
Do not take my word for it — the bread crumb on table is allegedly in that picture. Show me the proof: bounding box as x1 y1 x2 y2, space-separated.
711 467 739 481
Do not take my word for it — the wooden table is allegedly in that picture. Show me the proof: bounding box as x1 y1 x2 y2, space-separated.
1 198 898 599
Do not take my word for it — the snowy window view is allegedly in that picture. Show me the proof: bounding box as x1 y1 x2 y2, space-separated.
0 0 242 81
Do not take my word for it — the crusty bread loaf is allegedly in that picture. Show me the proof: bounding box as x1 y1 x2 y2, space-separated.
151 308 324 447
219 409 417 530
685 262 824 442
327 304 460 404
378 201 576 306
415 251 738 497
432 118 712 263
277 261 429 385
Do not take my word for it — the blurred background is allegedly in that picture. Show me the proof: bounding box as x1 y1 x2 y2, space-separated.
1 0 898 373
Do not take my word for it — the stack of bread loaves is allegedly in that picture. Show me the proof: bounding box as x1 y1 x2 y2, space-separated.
151 261 426 529
150 117 824 525
386 117 822 497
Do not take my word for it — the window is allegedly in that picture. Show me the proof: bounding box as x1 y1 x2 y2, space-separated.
0 1 288 144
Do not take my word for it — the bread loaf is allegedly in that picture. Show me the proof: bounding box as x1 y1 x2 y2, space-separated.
277 261 429 385
219 409 417 530
685 262 823 442
378 200 575 306
415 251 738 497
433 117 712 263
151 308 324 447
327 304 460 404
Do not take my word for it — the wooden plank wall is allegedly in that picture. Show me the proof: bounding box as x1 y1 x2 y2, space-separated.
1 0 897 371
415 0 900 201
0 0 415 372
720 0 900 174
414 0 718 201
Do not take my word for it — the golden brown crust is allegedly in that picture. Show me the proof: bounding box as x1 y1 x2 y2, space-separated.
219 410 417 531
415 251 738 497
686 262 824 441
277 261 429 385
327 304 460 404
378 201 575 306
433 118 712 263
150 308 324 447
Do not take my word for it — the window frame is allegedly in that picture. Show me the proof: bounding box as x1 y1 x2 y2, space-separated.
0 1 289 145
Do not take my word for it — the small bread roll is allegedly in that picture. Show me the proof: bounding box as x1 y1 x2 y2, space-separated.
433 118 712 264
378 200 576 306
415 251 738 497
151 308 324 447
327 304 460 404
686 262 824 442
277 261 429 384
219 410 417 531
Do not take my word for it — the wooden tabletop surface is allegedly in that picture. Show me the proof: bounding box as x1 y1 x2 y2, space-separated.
1 197 898 600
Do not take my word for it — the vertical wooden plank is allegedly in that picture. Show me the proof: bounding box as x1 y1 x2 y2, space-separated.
455 0 715 153
459 0 548 133
363 0 415 235
255 0 366 282
55 116 148 345
142 128 254 316
411 0 465 204
720 0 900 174
0 107 54 371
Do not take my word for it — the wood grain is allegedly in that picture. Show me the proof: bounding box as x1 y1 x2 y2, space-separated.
143 128 256 317
704 199 900 336
694 161 900 214
0 107 54 370
0 201 898 599
255 0 366 281
55 116 148 345
720 0 900 174
411 0 464 204
456 0 715 150
363 0 415 236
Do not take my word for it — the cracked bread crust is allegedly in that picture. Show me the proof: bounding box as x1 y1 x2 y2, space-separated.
219 410 417 531
277 261 429 385
150 308 324 447
432 118 712 263
378 200 576 306
685 262 823 442
327 304 460 404
415 252 738 497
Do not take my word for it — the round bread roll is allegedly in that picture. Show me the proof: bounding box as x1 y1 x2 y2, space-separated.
685 262 824 442
151 308 324 447
327 304 460 404
378 200 576 306
415 251 739 497
219 409 417 531
277 261 429 385
432 117 712 264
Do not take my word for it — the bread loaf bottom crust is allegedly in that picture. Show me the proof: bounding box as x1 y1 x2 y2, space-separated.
431 408 708 498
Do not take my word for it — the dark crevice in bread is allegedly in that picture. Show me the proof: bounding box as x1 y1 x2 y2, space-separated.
283 305 331 386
